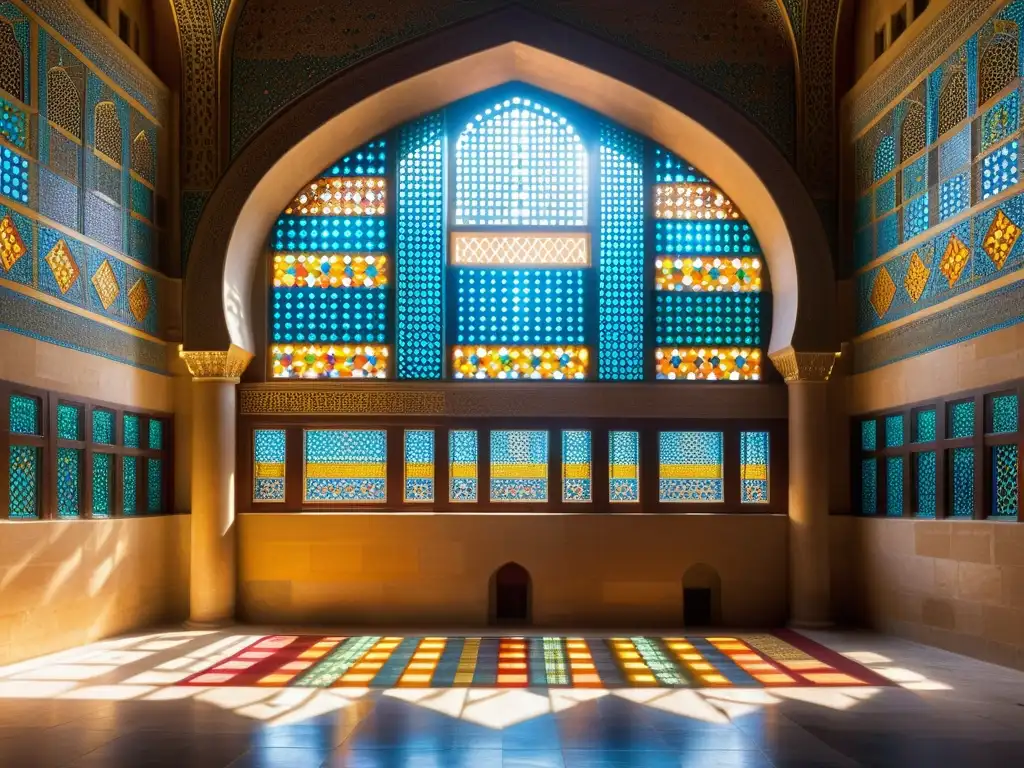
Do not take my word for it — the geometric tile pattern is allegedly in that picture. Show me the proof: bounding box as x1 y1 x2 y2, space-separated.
0 214 27 271
91 259 120 309
904 252 931 303
450 233 590 266
44 239 80 294
869 267 897 317
982 209 1021 269
938 234 969 287
127 278 150 322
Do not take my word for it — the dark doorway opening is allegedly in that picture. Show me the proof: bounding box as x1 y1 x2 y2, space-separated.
682 563 722 627
490 562 531 625
683 588 713 626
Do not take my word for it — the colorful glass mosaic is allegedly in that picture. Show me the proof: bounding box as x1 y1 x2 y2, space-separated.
0 214 28 272
92 452 112 517
740 431 769 503
982 90 1020 152
55 403 79 441
885 415 904 448
0 96 26 149
272 216 387 252
304 430 387 503
949 400 975 438
951 447 974 517
914 409 937 442
981 141 1019 199
876 214 899 256
449 430 478 503
654 147 707 183
861 420 877 451
91 260 120 309
45 239 80 295
992 445 1019 518
904 252 931 303
451 346 587 380
875 178 896 216
655 347 761 381
655 293 761 347
903 156 928 200
874 136 895 181
9 445 39 518
0 146 29 204
454 97 586 227
396 113 444 379
451 233 589 266
323 139 387 177
454 269 585 345
902 195 930 241
655 256 761 292
254 429 286 502
939 235 970 287
609 430 639 503
654 220 756 255
92 409 114 444
272 344 388 379
938 175 969 222
123 456 138 515
562 430 592 503
123 413 140 448
982 210 1022 270
147 458 162 513
273 253 388 289
271 287 388 344
284 177 386 217
653 183 741 220
9 393 39 435
599 126 645 381
148 418 163 450
861 459 877 515
659 431 724 503
915 451 937 518
886 456 904 517
403 430 434 503
56 447 81 517
489 430 548 503
991 393 1019 434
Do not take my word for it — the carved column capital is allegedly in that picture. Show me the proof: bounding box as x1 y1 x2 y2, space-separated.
179 344 253 381
768 346 839 383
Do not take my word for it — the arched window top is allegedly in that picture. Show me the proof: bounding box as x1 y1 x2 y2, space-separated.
0 19 24 103
454 96 587 227
979 22 1019 107
900 101 926 163
94 101 122 165
131 130 154 181
873 135 895 181
46 67 82 140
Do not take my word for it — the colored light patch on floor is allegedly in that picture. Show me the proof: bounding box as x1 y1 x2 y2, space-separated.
178 634 891 689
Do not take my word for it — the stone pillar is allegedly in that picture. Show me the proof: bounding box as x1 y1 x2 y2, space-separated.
179 346 253 626
769 347 839 629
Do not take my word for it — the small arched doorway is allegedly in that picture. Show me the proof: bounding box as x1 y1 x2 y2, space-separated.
490 563 531 626
682 563 722 627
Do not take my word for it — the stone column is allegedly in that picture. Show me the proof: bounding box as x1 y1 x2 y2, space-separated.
769 347 839 629
179 346 253 626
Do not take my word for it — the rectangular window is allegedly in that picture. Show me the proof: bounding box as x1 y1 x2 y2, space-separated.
886 456 904 516
913 408 936 442
562 430 592 502
118 11 130 44
740 431 769 503
913 0 929 19
57 403 82 441
303 429 386 503
123 413 140 448
85 0 107 21
659 431 724 502
609 430 639 502
147 458 162 513
490 430 548 502
148 418 164 450
92 452 112 517
890 8 907 42
861 459 877 514
992 445 1018 518
449 430 478 502
990 393 1018 435
874 27 887 60
123 455 138 515
948 400 975 438
9 445 40 518
57 447 81 518
861 419 877 451
950 447 974 516
884 414 904 448
92 408 115 444
404 429 434 503
253 429 286 502
914 451 936 517
9 394 40 435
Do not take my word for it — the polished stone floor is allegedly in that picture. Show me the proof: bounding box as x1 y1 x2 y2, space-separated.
0 628 1023 767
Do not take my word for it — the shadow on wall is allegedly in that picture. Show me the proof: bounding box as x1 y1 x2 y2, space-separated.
683 563 722 628
489 562 531 627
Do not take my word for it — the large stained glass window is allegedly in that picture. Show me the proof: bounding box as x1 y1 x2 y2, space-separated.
740 431 769 503
304 429 387 503
254 429 286 502
659 431 724 503
490 430 548 502
562 430 592 503
609 430 639 502
404 429 434 503
267 87 768 382
449 430 478 503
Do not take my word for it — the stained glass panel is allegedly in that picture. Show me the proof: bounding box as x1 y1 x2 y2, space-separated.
323 139 387 177
653 147 707 183
902 195 929 241
273 216 387 252
861 459 877 515
0 146 29 204
148 418 163 450
451 233 589 266
653 183 740 220
147 458 162 513
272 344 388 379
991 394 1018 434
861 420 877 451
659 431 724 503
9 445 39 518
886 456 904 517
9 394 39 435
562 430 591 503
284 177 386 216
452 346 587 380
655 293 761 346
304 430 386 503
57 403 81 441
123 413 140 448
404 429 434 503
740 431 769 503
92 408 114 444
885 415 904 448
490 430 548 502
92 452 112 517
655 256 761 292
949 400 975 438
938 174 969 221
449 430 478 503
981 141 1019 199
914 409 936 442
56 447 81 518
254 429 286 502
123 456 137 515
271 287 388 344
654 220 756 255
274 253 388 289
454 97 586 226
655 347 761 381
915 451 936 518
992 445 1018 518
950 447 974 517
609 431 639 503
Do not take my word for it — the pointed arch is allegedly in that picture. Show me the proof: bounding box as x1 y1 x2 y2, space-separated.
0 19 23 102
132 130 154 180
94 101 123 165
489 562 532 625
46 67 82 140
979 25 1019 108
900 101 926 163
937 68 968 138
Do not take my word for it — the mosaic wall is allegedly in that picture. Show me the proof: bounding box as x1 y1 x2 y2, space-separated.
0 1 168 372
850 0 1024 370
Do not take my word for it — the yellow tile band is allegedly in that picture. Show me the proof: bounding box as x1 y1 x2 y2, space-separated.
660 464 722 479
305 462 386 478
610 465 638 480
404 462 434 479
255 463 285 478
563 463 591 479
741 464 768 480
450 463 477 478
491 463 547 479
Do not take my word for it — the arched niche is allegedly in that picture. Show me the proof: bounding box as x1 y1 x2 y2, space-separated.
682 562 722 627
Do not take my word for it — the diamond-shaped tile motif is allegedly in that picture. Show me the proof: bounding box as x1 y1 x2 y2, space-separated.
982 210 1021 270
904 252 930 303
0 215 27 272
869 266 897 318
91 260 120 309
128 278 150 323
45 239 80 294
939 234 969 287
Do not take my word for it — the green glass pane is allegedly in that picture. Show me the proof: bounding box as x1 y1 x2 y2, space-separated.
886 456 903 516
148 419 163 450
951 448 974 516
92 409 114 444
914 409 936 442
949 401 975 439
992 394 1018 435
885 415 904 448
915 451 936 518
92 453 112 517
57 447 81 518
9 395 40 435
57 403 81 441
992 445 1018 518
147 458 162 513
861 420 876 451
124 413 140 448
9 445 39 518
861 459 877 514
123 456 138 515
